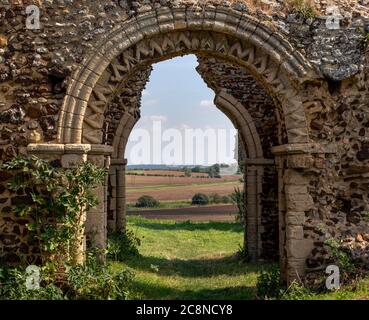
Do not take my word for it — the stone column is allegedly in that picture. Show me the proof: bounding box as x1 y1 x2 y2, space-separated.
275 156 287 282
110 158 127 233
244 158 274 261
284 166 314 284
86 145 112 259
273 147 314 284
108 166 117 233
245 165 260 262
27 143 113 264
272 143 336 284
62 145 91 265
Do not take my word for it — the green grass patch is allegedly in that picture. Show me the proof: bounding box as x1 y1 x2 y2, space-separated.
111 217 266 300
127 170 146 175
300 278 369 300
111 217 369 300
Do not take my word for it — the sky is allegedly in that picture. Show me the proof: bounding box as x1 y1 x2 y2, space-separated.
125 55 237 166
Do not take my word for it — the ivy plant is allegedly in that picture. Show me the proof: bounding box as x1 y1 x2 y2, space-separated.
3 156 107 272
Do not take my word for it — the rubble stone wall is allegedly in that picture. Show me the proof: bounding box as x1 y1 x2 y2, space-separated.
0 0 368 284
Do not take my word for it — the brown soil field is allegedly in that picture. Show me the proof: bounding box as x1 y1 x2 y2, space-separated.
127 169 209 178
126 169 243 203
128 204 237 222
126 180 243 202
126 174 241 188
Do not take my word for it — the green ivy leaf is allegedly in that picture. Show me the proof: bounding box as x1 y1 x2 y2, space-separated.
26 223 37 231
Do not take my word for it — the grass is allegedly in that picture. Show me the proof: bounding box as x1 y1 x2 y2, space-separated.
304 278 369 300
111 217 369 300
127 170 146 175
126 200 233 211
111 216 268 299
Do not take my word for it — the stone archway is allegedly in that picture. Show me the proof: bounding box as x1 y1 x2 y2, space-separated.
29 6 322 284
107 84 275 264
215 90 276 263
58 7 313 145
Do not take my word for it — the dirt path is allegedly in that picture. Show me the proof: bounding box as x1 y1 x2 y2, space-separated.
127 204 238 222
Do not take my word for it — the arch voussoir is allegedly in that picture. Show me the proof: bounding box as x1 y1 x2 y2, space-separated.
58 7 315 145
53 6 321 284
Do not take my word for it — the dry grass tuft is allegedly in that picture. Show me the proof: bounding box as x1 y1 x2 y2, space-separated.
285 0 318 18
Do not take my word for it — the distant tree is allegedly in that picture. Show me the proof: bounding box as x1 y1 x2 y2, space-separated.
183 167 192 177
192 166 202 173
208 164 221 178
221 195 231 204
191 193 209 206
135 195 160 208
209 193 222 204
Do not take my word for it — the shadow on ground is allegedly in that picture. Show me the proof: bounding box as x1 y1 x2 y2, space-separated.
124 254 271 278
130 218 244 232
118 217 276 300
131 280 256 300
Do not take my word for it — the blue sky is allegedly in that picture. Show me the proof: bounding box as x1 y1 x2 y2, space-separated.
125 55 237 165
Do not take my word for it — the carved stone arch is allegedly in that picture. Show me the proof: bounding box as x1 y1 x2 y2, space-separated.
215 90 279 261
46 6 325 284
215 90 263 160
57 6 316 145
108 86 270 256
110 89 264 162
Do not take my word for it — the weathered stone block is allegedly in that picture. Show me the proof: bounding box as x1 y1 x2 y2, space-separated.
286 226 304 240
286 239 314 260
61 154 88 168
287 154 314 169
285 185 308 195
286 197 314 211
283 169 309 185
286 211 306 225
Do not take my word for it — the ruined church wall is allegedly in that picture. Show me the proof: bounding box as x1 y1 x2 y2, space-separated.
0 1 367 279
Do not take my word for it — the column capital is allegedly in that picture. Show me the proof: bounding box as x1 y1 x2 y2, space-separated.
27 144 113 156
272 143 337 156
244 158 275 166
27 143 65 155
111 158 128 166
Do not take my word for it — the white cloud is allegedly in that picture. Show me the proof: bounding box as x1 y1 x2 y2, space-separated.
150 115 168 122
180 124 192 130
138 115 168 126
199 99 215 108
142 99 159 107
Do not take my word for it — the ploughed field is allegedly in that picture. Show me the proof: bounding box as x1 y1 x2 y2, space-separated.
128 204 238 221
126 170 243 203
